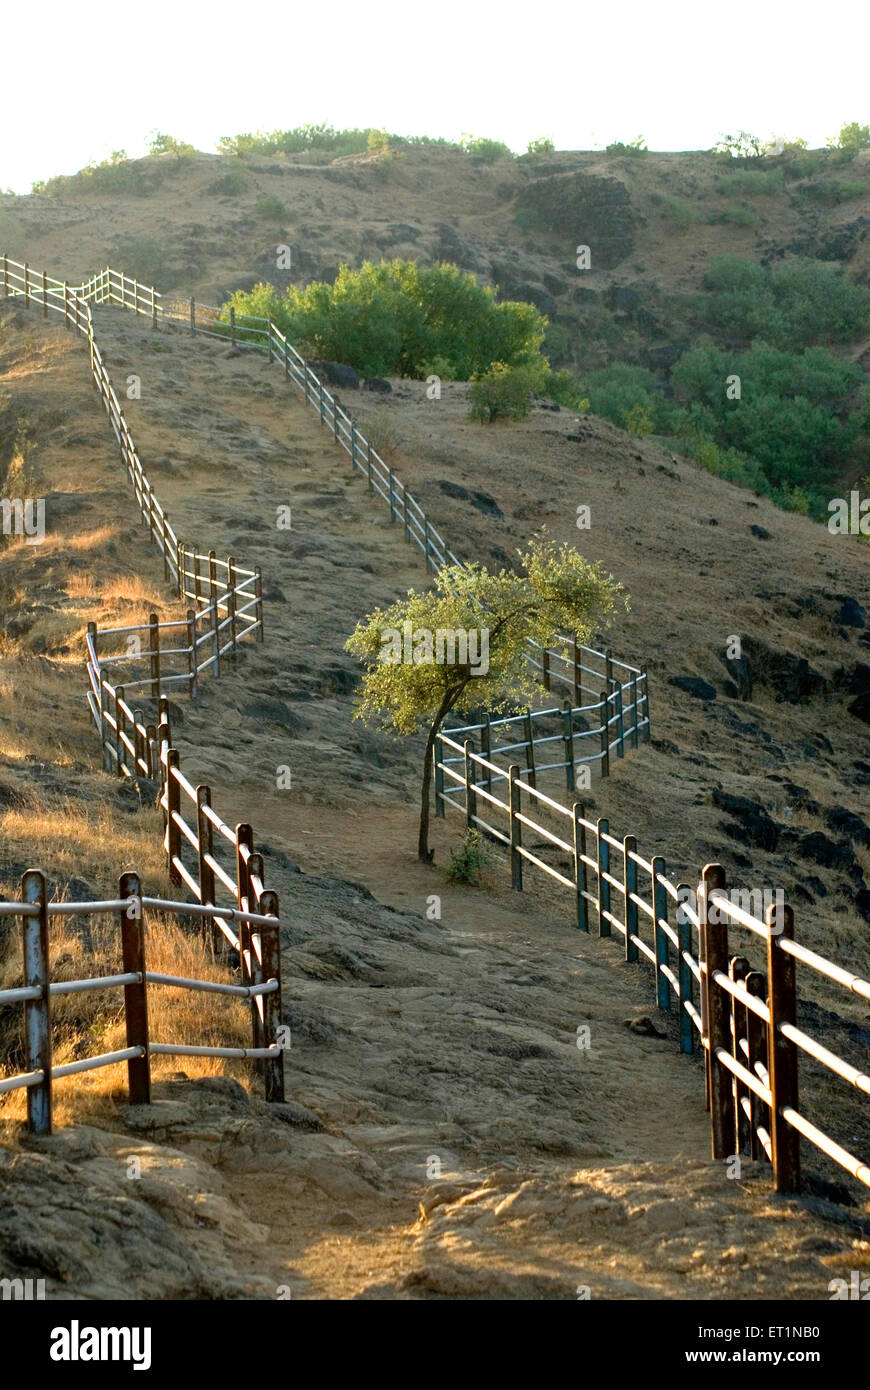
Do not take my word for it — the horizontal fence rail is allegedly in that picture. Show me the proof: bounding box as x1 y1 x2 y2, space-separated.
0 869 285 1134
434 734 869 1197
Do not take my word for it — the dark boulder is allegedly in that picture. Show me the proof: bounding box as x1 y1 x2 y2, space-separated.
364 377 391 394
837 596 865 629
310 360 360 389
799 831 860 874
669 675 716 701
712 789 779 851
742 635 827 704
826 807 870 847
750 525 771 539
471 491 503 519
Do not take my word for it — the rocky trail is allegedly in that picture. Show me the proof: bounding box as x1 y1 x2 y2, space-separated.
0 305 868 1299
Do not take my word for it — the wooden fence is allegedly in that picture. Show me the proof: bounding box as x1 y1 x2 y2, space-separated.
0 869 285 1135
437 646 649 805
434 737 870 1195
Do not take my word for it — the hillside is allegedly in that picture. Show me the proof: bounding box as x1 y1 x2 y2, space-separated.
0 148 869 1300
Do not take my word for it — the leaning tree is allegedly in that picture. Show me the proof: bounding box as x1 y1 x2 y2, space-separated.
345 534 626 863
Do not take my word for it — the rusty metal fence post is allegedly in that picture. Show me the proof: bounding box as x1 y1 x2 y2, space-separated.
573 803 588 932
597 818 610 937
166 750 182 884
258 890 285 1103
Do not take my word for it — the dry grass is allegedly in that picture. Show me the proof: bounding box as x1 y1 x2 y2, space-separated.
0 908 252 1137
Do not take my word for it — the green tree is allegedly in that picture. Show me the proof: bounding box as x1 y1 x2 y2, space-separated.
345 538 625 862
526 136 555 155
828 121 870 153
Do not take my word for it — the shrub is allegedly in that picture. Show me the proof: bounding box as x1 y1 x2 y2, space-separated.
148 132 195 159
366 128 392 155
714 168 783 195
362 405 400 457
622 402 655 435
606 136 648 156
227 259 547 380
208 170 248 196
255 194 287 221
446 829 492 885
714 204 757 226
546 368 589 410
581 362 673 432
468 362 543 422
713 131 765 159
828 121 870 154
460 135 514 162
526 136 555 156
32 155 165 198
802 178 866 204
659 195 698 230
701 254 870 348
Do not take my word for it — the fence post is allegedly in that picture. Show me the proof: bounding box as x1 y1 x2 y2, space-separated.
523 710 536 789
640 673 651 741
630 674 640 750
623 836 638 962
434 732 444 817
63 280 70 328
22 870 51 1135
166 749 182 884
236 824 254 981
24 262 29 309
542 648 551 691
349 423 357 472
463 740 476 830
423 517 432 569
254 567 264 641
230 306 236 346
388 470 396 522
573 639 582 704
186 609 198 697
119 871 151 1106
597 818 610 937
42 269 48 318
189 296 195 334
283 336 289 379
197 786 217 949
599 691 610 778
151 284 157 329
258 890 285 1103
99 679 112 773
676 883 695 1055
562 702 575 792
319 382 326 424
161 513 170 581
145 722 157 778
148 612 161 698
227 556 238 659
605 649 614 692
745 971 767 1160
766 900 800 1193
700 862 735 1161
210 594 221 679
116 685 126 776
729 955 752 1156
366 440 374 491
615 682 625 759
2 253 8 297
572 803 588 932
481 714 493 797
509 765 523 891
652 856 670 1012
403 487 411 543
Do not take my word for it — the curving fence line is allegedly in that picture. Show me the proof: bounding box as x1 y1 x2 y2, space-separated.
434 733 870 1195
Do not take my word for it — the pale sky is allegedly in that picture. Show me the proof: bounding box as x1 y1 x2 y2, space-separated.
2 0 868 193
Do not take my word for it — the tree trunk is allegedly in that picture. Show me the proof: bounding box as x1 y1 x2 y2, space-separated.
418 723 439 863
418 685 466 863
